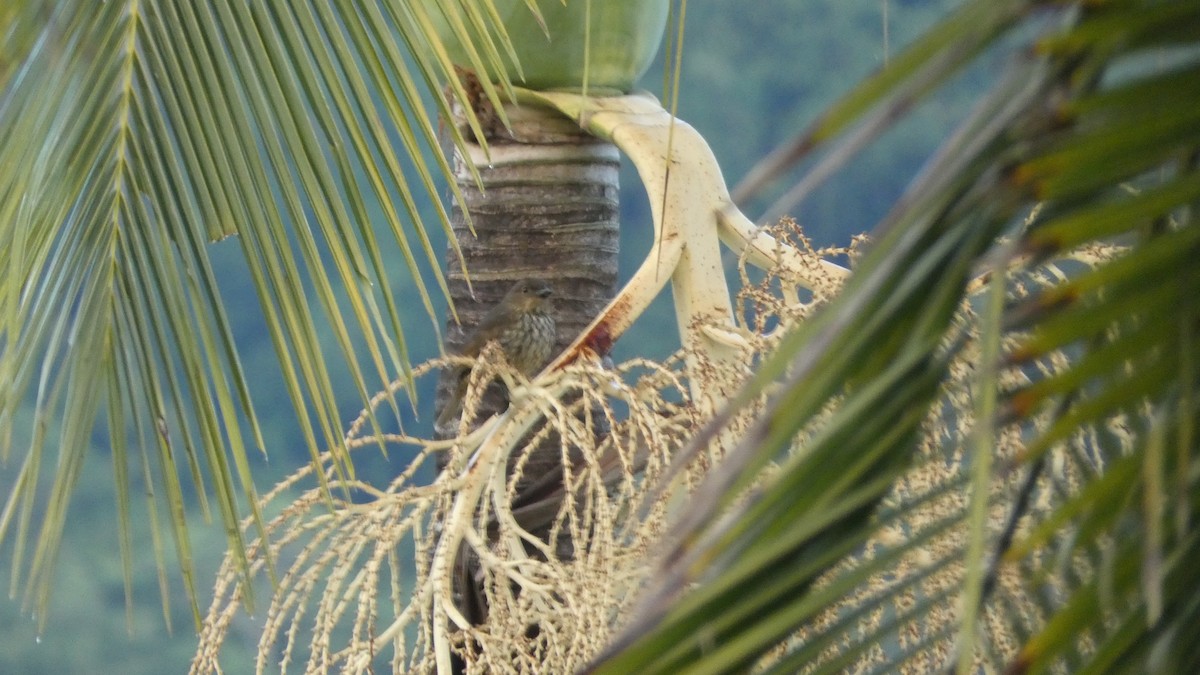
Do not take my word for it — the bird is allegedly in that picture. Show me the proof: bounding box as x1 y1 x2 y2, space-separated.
436 279 557 428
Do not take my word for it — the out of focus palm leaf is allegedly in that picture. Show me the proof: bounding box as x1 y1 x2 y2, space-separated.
589 1 1200 672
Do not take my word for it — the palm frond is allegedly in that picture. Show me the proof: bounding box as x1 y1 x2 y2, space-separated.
0 0 523 627
589 0 1200 672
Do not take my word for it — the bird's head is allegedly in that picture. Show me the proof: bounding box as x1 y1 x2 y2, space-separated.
501 279 553 313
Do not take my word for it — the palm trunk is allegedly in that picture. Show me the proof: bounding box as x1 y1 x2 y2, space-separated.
437 102 619 485
430 4 662 657
435 103 619 647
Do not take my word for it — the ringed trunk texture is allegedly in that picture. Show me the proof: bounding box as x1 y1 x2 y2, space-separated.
436 101 620 494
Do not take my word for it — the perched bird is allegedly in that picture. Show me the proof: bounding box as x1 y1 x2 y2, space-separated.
437 279 556 427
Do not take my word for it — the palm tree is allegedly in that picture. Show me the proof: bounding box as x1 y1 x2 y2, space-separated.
5 0 1200 673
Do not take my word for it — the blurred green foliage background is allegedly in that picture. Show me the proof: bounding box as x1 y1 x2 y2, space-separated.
0 1 982 671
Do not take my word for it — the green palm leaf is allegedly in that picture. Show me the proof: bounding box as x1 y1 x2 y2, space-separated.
0 0 523 628
590 1 1200 672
